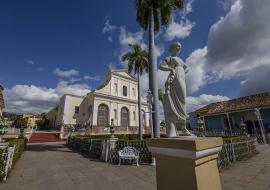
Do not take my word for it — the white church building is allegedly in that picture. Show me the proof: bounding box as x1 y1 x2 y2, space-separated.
46 69 149 134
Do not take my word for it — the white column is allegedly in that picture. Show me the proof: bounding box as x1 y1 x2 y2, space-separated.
92 101 98 126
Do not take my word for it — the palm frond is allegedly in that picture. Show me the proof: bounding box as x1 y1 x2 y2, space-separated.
135 0 184 32
121 43 149 76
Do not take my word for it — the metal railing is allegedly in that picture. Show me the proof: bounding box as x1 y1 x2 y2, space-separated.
67 137 103 159
67 136 257 169
218 139 257 169
191 129 270 144
0 146 15 181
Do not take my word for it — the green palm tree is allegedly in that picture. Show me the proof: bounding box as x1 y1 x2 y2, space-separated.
135 0 184 138
122 44 149 140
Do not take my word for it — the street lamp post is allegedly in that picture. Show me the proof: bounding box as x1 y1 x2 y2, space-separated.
147 90 155 139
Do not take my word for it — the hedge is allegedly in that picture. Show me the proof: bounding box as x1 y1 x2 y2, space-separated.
73 134 167 141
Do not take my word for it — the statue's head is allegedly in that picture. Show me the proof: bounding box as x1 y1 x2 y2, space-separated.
169 42 182 56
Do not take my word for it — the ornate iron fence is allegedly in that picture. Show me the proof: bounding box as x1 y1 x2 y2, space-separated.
67 137 103 159
250 133 270 144
67 137 152 163
0 145 15 181
217 139 257 170
191 129 270 144
67 136 257 169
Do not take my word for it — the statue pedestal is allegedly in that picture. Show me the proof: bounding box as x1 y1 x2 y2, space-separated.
146 137 223 190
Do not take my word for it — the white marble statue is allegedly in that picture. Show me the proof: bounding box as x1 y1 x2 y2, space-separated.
159 42 190 137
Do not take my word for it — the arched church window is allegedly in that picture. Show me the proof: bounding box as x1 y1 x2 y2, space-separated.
114 109 117 120
123 86 127 96
114 83 118 93
97 104 109 127
133 111 136 121
132 88 136 97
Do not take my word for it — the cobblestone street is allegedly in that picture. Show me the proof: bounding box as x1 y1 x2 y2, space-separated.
0 142 269 190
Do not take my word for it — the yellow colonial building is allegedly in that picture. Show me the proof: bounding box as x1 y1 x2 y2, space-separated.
15 114 42 128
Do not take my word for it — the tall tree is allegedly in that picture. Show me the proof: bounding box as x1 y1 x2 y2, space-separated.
135 0 184 138
122 44 149 140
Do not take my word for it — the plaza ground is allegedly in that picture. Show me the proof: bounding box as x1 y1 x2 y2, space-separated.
0 142 269 190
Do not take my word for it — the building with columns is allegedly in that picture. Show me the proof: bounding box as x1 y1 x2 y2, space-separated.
46 69 149 134
190 92 270 135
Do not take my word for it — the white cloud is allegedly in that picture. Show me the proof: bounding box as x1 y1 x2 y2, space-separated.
108 63 117 70
165 0 195 41
187 94 230 114
185 47 208 94
185 0 270 94
54 81 90 96
119 27 146 48
83 75 101 81
37 68 44 72
54 68 79 78
165 19 195 41
206 0 270 78
218 0 235 10
184 0 193 15
118 27 165 67
240 64 270 96
26 60 35 65
118 27 147 66
108 36 113 42
102 19 117 33
3 81 91 114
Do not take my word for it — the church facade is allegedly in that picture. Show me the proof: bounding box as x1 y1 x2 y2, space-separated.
46 69 149 134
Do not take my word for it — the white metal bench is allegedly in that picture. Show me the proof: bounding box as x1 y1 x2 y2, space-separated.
118 146 140 166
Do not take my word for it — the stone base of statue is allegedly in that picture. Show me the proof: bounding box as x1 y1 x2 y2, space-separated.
146 137 223 190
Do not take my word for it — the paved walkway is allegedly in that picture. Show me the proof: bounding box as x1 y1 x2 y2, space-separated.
0 143 269 190
221 145 270 190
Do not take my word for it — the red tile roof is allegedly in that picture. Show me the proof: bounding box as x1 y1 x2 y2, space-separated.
194 92 270 116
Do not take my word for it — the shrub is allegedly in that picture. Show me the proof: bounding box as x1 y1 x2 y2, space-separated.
223 136 254 143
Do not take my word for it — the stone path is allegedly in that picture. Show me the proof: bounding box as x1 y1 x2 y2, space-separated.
221 145 270 190
0 142 269 190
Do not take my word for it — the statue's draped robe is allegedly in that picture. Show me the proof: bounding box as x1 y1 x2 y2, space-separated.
163 57 187 123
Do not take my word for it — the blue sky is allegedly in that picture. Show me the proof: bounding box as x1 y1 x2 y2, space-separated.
1 0 270 113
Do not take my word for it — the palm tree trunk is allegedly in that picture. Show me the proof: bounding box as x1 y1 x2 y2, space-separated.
137 72 142 140
148 6 160 138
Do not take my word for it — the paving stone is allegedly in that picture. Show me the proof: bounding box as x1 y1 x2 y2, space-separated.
0 142 269 190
